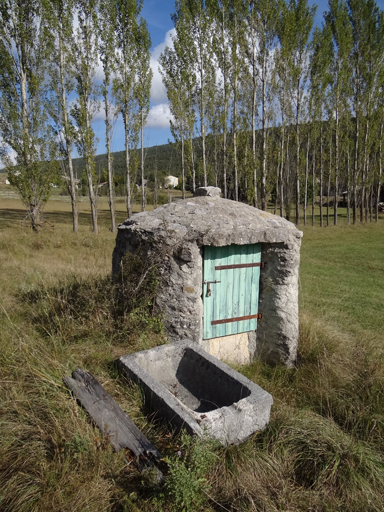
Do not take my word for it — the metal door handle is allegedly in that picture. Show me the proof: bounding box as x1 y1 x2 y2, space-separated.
203 280 221 297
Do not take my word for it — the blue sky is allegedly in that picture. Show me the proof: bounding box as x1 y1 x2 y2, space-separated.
96 0 384 156
92 0 177 156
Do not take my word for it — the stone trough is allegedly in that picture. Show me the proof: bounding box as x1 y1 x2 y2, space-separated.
118 341 273 445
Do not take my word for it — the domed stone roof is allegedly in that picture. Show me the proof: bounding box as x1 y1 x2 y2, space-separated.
117 192 302 247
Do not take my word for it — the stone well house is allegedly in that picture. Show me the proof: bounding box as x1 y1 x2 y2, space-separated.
113 187 302 367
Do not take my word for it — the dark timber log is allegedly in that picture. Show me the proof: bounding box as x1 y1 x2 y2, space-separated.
64 368 162 478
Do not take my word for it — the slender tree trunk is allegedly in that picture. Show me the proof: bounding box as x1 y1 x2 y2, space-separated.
244 142 248 200
154 152 158 209
353 111 359 224
124 109 132 218
334 108 339 226
198 42 207 188
320 122 323 227
252 58 258 208
19 50 42 231
221 29 228 199
280 123 285 218
347 145 351 224
181 134 185 199
312 145 315 226
223 119 227 198
295 88 301 225
201 119 207 187
59 31 78 232
214 131 218 187
304 132 309 226
85 103 98 234
369 184 373 222
261 56 267 211
361 119 369 223
233 76 238 202
141 109 145 212
86 156 98 234
285 133 291 221
104 89 115 232
219 9 228 199
274 161 279 215
327 141 331 227
190 136 196 192
376 123 383 222
365 120 370 223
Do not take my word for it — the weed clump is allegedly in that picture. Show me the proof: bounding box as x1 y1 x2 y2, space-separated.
19 243 166 351
160 432 219 512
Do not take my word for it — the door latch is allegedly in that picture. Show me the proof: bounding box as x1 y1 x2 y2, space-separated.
203 280 221 297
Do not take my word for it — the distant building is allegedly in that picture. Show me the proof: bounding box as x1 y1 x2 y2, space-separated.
136 179 149 189
164 175 179 188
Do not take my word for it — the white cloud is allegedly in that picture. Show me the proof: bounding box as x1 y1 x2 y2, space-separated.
146 103 173 128
0 139 17 169
92 103 107 121
150 28 176 104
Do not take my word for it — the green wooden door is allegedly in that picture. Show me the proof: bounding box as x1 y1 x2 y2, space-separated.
203 244 262 339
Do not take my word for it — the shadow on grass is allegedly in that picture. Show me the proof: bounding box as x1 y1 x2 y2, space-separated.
2 204 382 232
0 207 128 230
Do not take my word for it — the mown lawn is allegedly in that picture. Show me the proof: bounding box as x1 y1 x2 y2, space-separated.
300 221 384 334
0 196 383 511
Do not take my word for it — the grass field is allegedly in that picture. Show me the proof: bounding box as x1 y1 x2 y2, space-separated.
0 193 384 511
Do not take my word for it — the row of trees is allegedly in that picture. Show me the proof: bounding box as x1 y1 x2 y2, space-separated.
161 0 384 225
0 0 152 232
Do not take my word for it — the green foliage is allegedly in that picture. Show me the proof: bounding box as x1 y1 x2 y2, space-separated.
0 0 60 230
163 432 219 512
65 432 91 459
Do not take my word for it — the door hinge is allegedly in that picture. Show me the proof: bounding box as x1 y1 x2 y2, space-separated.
215 262 266 270
211 313 262 325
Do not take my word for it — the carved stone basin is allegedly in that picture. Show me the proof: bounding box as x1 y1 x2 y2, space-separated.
118 341 273 445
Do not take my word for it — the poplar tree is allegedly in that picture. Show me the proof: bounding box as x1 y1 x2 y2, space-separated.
134 18 152 212
325 0 353 225
0 0 59 231
71 0 99 234
208 0 232 198
374 68 384 221
275 4 295 219
160 45 196 199
310 23 332 227
247 0 279 210
99 0 118 231
347 0 384 223
280 0 316 225
243 1 260 207
114 0 141 218
172 0 215 188
47 0 79 232
229 0 245 201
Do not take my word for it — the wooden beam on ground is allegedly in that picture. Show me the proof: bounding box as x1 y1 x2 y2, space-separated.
64 368 162 479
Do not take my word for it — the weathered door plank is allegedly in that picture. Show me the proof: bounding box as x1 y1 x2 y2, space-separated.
64 369 162 475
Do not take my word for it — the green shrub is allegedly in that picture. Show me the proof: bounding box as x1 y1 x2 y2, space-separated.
163 432 219 512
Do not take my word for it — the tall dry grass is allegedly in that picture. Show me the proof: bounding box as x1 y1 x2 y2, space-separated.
0 212 383 511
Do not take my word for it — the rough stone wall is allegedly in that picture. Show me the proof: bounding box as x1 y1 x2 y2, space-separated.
112 227 204 344
257 237 301 367
155 242 203 343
